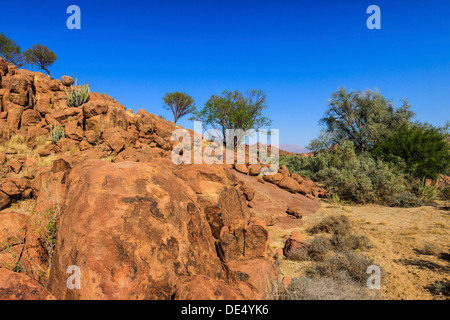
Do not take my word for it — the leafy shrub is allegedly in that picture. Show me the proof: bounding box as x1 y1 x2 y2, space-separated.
281 141 414 205
384 191 425 208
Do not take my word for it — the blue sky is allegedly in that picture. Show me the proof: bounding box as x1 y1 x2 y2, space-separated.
1 0 449 146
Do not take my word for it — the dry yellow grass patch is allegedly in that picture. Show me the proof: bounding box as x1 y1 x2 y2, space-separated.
276 200 450 300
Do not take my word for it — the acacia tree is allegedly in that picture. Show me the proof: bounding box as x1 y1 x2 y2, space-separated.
190 89 272 149
309 87 415 152
0 33 26 67
162 92 196 124
24 44 57 77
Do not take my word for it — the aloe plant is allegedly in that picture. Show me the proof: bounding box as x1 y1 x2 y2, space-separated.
65 78 90 107
42 122 65 144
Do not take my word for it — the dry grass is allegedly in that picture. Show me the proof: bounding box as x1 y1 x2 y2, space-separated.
276 200 450 300
100 154 116 162
0 134 29 154
36 153 59 167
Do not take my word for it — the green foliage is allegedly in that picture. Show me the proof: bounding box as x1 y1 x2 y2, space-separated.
42 122 65 144
0 33 26 67
372 122 450 180
281 141 412 204
23 44 57 77
190 89 272 149
310 87 415 152
162 91 196 124
31 206 60 267
65 78 90 107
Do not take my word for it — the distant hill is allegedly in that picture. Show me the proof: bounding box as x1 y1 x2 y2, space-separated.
279 144 309 154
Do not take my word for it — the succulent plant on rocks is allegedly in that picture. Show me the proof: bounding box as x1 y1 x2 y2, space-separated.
65 77 90 107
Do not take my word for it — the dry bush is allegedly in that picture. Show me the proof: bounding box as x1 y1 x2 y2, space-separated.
307 215 352 235
309 251 374 286
330 233 372 251
415 242 440 256
426 280 450 298
278 276 378 300
286 236 331 262
307 236 332 261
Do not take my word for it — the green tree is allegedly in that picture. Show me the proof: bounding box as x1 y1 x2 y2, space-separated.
373 122 450 180
310 87 415 152
190 89 272 149
24 44 57 77
0 33 26 67
162 92 196 124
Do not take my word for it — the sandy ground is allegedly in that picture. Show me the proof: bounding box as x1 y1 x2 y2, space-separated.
273 200 450 300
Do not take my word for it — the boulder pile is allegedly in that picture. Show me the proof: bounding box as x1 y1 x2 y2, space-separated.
0 58 324 300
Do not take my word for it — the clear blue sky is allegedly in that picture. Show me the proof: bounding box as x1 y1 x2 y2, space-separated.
2 0 449 147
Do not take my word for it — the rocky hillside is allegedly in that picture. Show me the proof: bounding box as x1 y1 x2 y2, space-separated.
0 58 327 300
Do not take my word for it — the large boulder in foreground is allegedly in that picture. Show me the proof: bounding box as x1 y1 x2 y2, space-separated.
47 159 226 300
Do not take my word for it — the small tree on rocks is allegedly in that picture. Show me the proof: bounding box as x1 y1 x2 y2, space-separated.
162 92 196 124
24 44 57 77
